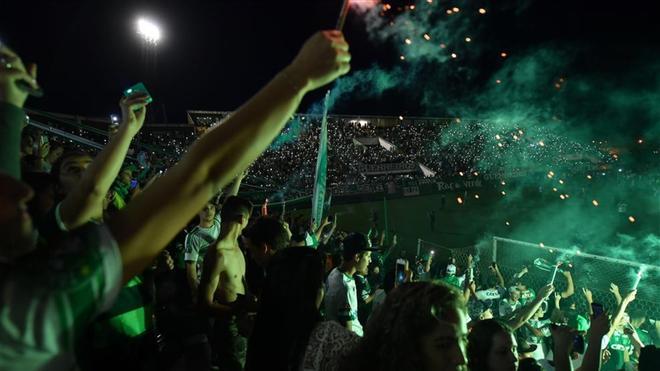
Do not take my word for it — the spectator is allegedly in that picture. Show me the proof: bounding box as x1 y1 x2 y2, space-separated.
499 287 523 317
42 141 64 173
40 88 150 243
630 309 652 346
510 266 535 306
521 305 551 360
1 28 351 369
51 150 93 197
20 131 34 158
324 233 377 337
185 201 222 297
468 300 495 324
243 215 292 268
473 263 507 306
340 282 468 371
415 251 433 282
468 319 519 371
24 93 154 371
243 215 292 298
22 171 56 220
601 289 637 371
247 247 358 371
152 246 214 371
0 54 31 176
354 255 375 325
639 346 660 371
198 196 254 370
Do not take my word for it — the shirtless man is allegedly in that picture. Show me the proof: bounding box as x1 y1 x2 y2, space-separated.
199 195 254 371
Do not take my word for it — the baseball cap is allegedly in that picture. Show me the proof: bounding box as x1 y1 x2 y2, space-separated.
341 233 382 259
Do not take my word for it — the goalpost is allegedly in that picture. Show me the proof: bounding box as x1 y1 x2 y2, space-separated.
417 235 659 319
492 236 660 320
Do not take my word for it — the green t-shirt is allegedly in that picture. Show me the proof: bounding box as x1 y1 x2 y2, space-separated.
87 275 153 348
602 330 633 371
0 224 122 370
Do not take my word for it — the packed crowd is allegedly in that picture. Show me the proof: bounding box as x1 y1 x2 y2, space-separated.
199 118 434 194
1 29 659 371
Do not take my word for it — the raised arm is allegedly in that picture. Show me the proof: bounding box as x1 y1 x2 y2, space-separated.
464 280 475 302
582 288 594 316
109 30 350 283
321 214 337 245
314 216 332 242
492 263 505 288
425 253 433 273
511 266 528 285
609 283 622 306
0 44 38 179
608 289 636 338
577 311 610 371
551 325 575 371
505 284 554 330
185 262 199 299
60 95 149 230
560 270 575 298
225 170 247 198
624 326 644 359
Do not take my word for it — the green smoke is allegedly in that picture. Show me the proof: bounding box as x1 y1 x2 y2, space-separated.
265 1 659 275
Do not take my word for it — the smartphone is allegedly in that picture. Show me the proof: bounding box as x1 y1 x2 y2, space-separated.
573 334 585 354
395 258 406 286
591 302 604 317
123 82 153 104
130 179 138 190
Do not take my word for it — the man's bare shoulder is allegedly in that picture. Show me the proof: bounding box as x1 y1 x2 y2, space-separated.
215 239 241 255
203 245 227 269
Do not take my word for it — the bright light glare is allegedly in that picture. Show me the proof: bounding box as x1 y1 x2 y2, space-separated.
137 18 162 44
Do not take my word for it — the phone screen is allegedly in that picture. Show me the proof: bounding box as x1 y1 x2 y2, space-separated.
123 82 153 104
395 259 406 286
130 179 138 189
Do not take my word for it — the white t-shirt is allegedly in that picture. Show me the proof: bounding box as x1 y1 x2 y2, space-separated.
184 215 221 280
324 268 363 337
0 223 122 371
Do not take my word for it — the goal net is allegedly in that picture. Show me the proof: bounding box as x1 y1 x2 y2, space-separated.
418 236 660 320
493 236 660 318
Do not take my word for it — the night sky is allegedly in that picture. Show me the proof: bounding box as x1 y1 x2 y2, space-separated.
2 0 658 123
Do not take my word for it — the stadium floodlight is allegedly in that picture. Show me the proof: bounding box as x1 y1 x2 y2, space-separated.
136 18 162 45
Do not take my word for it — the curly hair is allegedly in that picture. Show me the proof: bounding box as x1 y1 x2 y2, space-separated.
467 319 513 371
340 281 465 371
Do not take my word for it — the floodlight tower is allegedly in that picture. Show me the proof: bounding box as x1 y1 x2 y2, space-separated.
136 18 162 45
135 17 162 73
134 17 166 122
